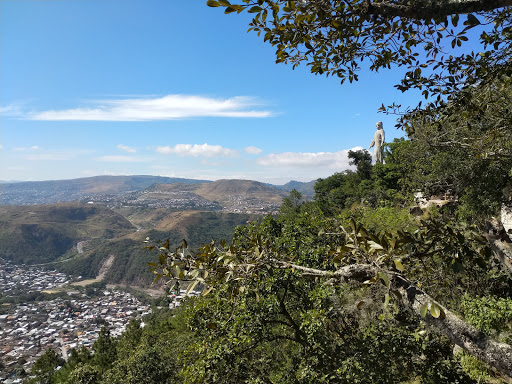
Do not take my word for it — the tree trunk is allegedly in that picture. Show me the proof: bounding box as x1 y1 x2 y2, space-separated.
485 219 512 275
273 260 512 377
332 263 512 377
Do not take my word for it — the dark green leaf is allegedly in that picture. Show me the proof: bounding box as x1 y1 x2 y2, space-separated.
465 14 480 26
248 6 263 13
377 271 390 288
207 322 218 329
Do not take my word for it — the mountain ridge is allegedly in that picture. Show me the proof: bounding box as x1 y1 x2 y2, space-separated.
0 175 316 205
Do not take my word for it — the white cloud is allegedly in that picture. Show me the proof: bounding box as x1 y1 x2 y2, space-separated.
96 155 150 163
0 103 26 118
156 143 238 158
29 95 273 121
257 147 363 169
13 145 41 152
244 146 263 154
117 144 136 153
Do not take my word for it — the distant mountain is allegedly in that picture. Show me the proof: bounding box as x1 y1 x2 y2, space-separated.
272 180 317 197
99 179 288 214
194 179 287 206
0 175 319 206
0 175 210 205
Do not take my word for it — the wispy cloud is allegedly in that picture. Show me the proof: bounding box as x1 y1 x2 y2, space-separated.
257 148 363 169
0 103 27 118
244 146 263 155
96 155 150 163
156 143 238 158
117 144 137 153
29 95 273 121
13 145 41 152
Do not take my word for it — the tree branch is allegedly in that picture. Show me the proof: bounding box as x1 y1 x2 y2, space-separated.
237 335 300 356
272 260 512 377
278 286 308 346
485 219 512 274
366 0 512 20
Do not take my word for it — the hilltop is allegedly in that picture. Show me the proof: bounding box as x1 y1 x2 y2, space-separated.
141 179 287 213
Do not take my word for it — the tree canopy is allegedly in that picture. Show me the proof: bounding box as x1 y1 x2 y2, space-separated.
141 2 512 378
206 0 512 127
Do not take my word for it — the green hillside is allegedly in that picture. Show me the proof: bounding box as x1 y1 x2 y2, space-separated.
0 203 135 264
55 211 259 286
194 179 286 206
0 185 267 286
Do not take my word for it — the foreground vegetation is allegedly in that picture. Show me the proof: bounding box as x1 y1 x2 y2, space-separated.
28 138 512 383
26 1 512 382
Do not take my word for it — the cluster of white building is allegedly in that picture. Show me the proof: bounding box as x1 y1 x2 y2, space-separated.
0 261 152 382
0 258 204 383
224 194 280 215
0 260 70 295
0 290 151 380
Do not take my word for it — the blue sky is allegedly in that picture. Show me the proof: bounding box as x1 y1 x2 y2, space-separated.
1 1 419 184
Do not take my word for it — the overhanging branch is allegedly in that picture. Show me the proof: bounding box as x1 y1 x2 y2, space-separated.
366 0 512 20
272 260 512 377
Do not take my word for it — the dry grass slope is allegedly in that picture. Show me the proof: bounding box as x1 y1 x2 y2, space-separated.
194 179 286 206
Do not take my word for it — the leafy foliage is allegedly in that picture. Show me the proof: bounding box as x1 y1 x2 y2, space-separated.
30 308 189 384
462 296 512 341
399 78 512 220
28 348 65 384
314 145 409 213
146 197 512 380
206 0 512 127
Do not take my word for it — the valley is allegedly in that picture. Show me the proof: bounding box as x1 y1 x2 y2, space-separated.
0 174 314 378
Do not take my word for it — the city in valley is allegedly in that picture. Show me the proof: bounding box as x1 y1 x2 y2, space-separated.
0 258 194 382
0 176 310 382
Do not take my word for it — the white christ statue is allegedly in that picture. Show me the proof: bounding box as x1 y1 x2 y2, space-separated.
368 121 385 164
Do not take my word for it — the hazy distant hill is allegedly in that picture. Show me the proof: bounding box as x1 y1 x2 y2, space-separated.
0 203 135 264
195 179 285 204
150 179 287 209
272 180 317 197
0 175 316 206
0 175 209 205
